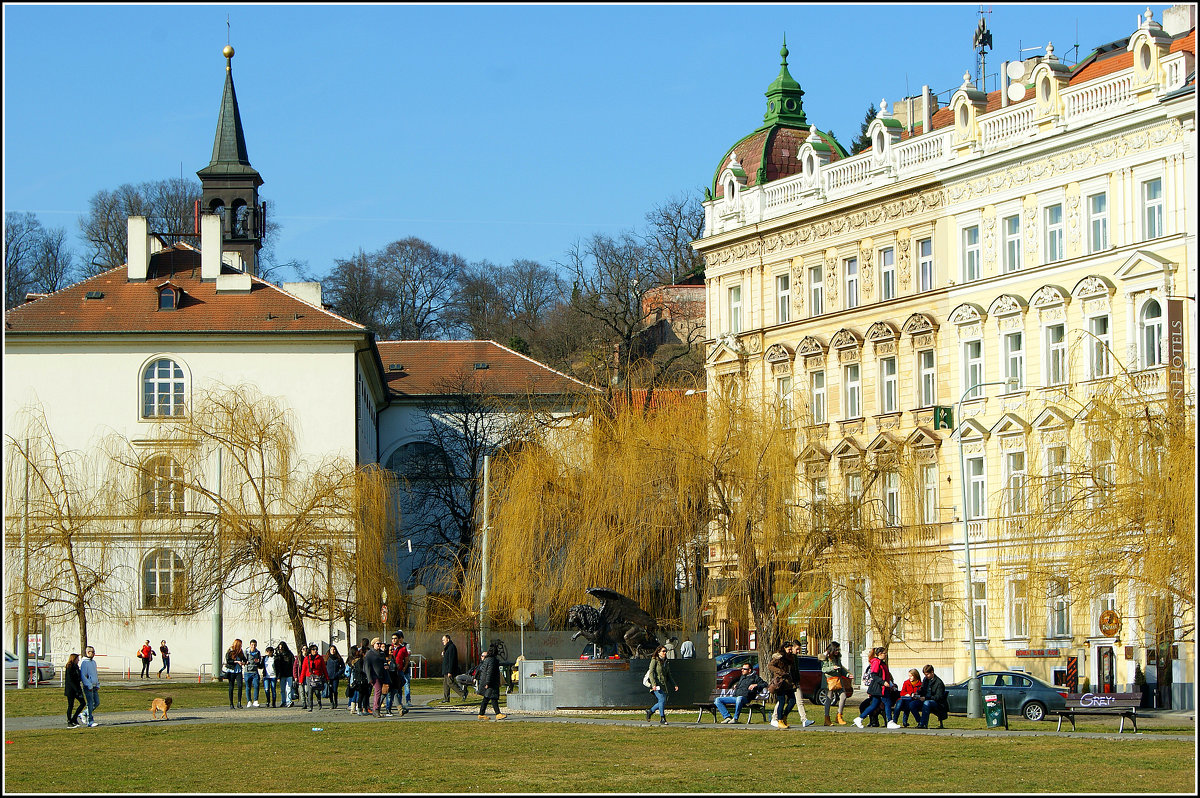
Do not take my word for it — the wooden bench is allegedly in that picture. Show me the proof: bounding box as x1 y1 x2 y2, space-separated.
1049 692 1140 733
694 689 770 725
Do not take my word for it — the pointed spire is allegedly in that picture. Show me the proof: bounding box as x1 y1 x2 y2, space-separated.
198 44 260 179
760 36 807 129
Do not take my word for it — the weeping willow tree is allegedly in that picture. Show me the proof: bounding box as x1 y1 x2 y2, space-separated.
112 384 398 654
996 366 1195 655
4 405 129 653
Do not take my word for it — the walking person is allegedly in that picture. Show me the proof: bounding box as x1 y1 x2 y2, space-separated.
767 644 795 729
138 640 155 679
819 641 850 726
644 644 677 725
345 646 364 714
80 646 100 727
223 638 247 709
787 641 817 727
292 644 305 707
64 653 87 728
853 647 900 729
476 643 506 720
394 632 412 709
244 639 263 707
274 642 295 708
300 643 328 711
324 645 345 710
156 640 171 678
441 634 466 702
263 646 278 708
364 637 386 718
680 637 695 658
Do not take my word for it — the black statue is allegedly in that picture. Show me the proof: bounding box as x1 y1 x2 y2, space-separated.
567 587 660 659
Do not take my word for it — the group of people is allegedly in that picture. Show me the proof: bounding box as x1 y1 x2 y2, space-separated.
62 646 101 728
134 640 171 679
847 646 949 730
220 638 351 711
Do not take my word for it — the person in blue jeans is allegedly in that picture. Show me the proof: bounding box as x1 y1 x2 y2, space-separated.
917 664 948 729
716 663 767 723
243 639 263 707
853 647 900 729
262 646 278 708
644 645 677 724
80 646 100 727
274 642 295 708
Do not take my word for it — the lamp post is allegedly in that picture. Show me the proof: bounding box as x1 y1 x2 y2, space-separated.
955 376 1018 719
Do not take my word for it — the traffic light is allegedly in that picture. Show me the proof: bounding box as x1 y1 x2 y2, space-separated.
933 405 953 430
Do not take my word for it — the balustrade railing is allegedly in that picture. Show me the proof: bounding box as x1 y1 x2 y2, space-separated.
1062 73 1134 122
764 173 806 210
895 131 949 173
979 104 1035 150
823 155 872 193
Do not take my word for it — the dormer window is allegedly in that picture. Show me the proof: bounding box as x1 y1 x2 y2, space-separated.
1139 43 1152 71
1038 75 1051 102
158 287 177 311
725 178 736 201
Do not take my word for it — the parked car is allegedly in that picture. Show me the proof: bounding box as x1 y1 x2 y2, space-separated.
944 671 1069 721
4 650 56 684
714 650 825 703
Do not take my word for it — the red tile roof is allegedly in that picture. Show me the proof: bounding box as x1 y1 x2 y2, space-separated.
376 340 597 398
4 245 365 335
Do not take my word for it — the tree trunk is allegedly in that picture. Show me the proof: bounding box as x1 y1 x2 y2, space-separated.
77 600 88 656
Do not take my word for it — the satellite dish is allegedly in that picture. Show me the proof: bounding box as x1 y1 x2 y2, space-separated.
1006 60 1026 80
1007 82 1027 102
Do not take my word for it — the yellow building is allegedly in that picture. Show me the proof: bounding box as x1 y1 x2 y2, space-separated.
694 9 1195 708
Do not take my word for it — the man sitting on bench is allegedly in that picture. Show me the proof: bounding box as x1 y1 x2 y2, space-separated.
917 664 948 729
716 664 767 724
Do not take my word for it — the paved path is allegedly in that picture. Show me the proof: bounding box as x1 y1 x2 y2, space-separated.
6 697 1194 742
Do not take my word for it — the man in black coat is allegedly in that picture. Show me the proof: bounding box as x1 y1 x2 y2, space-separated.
363 638 386 718
441 634 465 702
917 664 948 729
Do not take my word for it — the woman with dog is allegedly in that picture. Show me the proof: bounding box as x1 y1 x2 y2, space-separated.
223 638 247 710
64 653 86 728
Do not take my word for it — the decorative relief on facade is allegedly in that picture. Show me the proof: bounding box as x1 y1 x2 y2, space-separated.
804 354 826 370
948 303 986 325
829 328 862 349
999 435 1025 450
962 442 985 455
1001 395 1026 414
982 215 997 271
826 260 838 304
1074 275 1113 299
771 361 791 376
897 238 911 290
902 313 938 336
1066 194 1081 246
1082 297 1110 315
797 336 827 357
999 316 1023 331
839 420 865 436
913 333 934 349
1039 306 1066 322
765 343 793 363
1030 285 1070 308
961 323 982 338
990 294 1026 316
913 446 937 462
913 409 935 426
865 321 899 342
838 348 861 363
860 247 873 298
1023 206 1038 261
745 334 762 354
877 414 901 431
874 340 897 356
791 265 803 315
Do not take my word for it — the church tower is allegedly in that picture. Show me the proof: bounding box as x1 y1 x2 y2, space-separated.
197 44 264 276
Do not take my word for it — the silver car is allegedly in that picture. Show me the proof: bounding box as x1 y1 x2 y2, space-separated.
945 670 1069 721
4 650 56 684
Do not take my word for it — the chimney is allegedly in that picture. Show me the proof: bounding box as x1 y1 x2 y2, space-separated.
282 282 323 308
1001 61 1009 107
922 85 933 134
127 216 149 280
1163 4 1196 35
201 213 222 280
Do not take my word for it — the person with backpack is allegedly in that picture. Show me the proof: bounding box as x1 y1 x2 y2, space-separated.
299 643 328 711
345 646 365 714
644 644 677 725
853 647 900 729
324 645 345 710
819 641 850 725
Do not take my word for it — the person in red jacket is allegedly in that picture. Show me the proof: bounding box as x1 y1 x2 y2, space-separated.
138 640 155 679
299 644 329 712
896 668 924 727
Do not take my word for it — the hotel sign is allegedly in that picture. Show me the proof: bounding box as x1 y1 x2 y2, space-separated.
1015 648 1061 657
1166 298 1186 408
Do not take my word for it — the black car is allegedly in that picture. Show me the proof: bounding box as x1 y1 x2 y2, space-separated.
944 670 1069 721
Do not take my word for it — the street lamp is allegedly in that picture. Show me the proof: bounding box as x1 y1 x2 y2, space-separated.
955 376 1018 719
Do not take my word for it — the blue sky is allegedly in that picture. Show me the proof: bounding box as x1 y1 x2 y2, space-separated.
3 3 1165 284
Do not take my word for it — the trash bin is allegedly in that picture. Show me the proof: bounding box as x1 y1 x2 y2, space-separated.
984 693 1008 730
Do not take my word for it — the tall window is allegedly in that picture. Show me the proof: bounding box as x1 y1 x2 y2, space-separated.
1005 451 1027 514
1046 445 1068 511
966 455 986 520
810 370 827 423
972 575 988 639
1004 332 1025 391
1048 578 1070 637
921 463 938 524
846 472 863 527
1091 440 1114 507
918 349 936 407
1140 300 1163 367
962 225 981 282
775 273 790 324
1089 315 1111 378
879 247 895 300
142 358 186 418
963 340 984 399
143 455 184 515
1088 192 1109 253
727 285 742 334
1008 578 1029 638
1045 324 1067 385
1003 214 1022 272
811 476 828 528
1044 204 1064 263
1142 178 1163 240
776 375 793 424
918 238 934 292
143 548 185 609
928 584 944 641
844 363 861 419
880 356 898 413
883 471 900 526
809 265 824 316
844 257 859 309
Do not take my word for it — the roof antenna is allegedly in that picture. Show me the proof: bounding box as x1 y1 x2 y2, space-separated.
973 5 993 90
226 14 231 45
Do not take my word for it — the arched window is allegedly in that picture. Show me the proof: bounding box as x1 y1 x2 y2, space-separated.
386 442 453 483
143 455 184 515
143 548 185 609
1140 300 1163 368
142 358 186 418
158 287 176 311
232 201 248 238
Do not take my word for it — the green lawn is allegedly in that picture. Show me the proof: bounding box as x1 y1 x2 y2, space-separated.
3 721 1194 793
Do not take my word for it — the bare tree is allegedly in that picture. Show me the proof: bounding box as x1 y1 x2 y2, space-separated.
450 258 562 352
5 212 77 309
643 191 706 284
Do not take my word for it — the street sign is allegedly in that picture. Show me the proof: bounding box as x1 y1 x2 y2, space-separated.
933 406 953 430
381 604 388 624
1099 610 1121 637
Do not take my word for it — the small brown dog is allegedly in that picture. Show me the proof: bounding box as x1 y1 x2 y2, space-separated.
150 696 173 720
